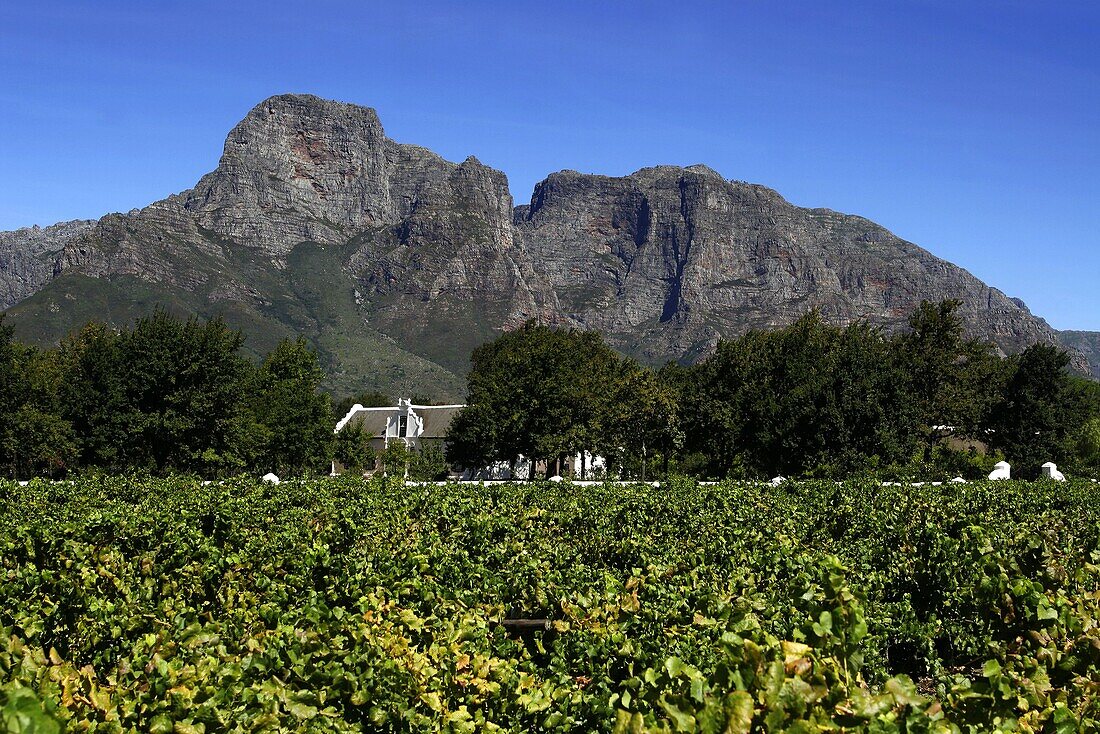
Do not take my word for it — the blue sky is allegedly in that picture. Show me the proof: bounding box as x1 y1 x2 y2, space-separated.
2 1 1097 329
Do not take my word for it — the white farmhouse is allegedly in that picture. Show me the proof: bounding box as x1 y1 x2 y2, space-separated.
332 398 464 475
332 398 608 479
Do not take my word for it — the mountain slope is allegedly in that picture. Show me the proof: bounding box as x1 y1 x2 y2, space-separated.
1059 331 1100 378
514 165 1065 365
0 219 95 309
0 93 1089 396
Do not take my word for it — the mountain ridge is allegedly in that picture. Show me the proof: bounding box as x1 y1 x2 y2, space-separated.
1 93 1091 395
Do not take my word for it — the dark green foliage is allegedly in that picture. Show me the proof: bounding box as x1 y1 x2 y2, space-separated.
0 319 77 478
988 344 1075 476
445 402 498 473
445 302 1098 481
684 313 916 477
249 337 334 476
109 310 252 474
2 476 1098 731
379 439 412 477
333 422 374 474
0 311 337 479
56 310 259 475
600 361 683 480
377 442 451 481
895 300 1005 456
408 442 449 481
57 322 130 469
1070 417 1100 474
447 321 645 477
672 301 1094 479
3 299 1097 481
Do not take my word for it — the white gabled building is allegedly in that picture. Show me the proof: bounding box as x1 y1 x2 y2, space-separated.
332 398 464 474
332 397 608 480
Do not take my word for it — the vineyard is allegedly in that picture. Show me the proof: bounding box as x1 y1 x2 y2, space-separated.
2 476 1098 732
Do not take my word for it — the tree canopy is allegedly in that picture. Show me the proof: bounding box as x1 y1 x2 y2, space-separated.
1 300 1096 481
446 321 679 478
445 302 1097 480
0 310 335 479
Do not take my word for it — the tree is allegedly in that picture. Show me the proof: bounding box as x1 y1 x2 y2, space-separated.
686 313 917 477
446 321 624 478
0 321 77 478
57 310 256 475
409 443 449 481
1069 418 1100 475
601 361 682 479
894 299 1004 457
379 440 411 478
988 344 1074 475
249 338 333 476
118 310 254 474
333 422 375 474
58 323 133 470
445 403 498 474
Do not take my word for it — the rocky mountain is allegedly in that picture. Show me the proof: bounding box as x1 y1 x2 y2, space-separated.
1059 331 1100 378
513 166 1079 367
0 94 1090 398
1 219 95 309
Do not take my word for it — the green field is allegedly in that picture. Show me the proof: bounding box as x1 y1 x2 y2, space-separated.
2 477 1098 732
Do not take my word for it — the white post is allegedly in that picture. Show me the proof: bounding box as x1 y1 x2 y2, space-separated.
988 461 1011 481
1041 462 1066 481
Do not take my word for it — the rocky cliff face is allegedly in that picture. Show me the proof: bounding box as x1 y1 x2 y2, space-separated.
514 165 1070 365
1059 331 1100 378
0 94 1089 394
0 219 95 309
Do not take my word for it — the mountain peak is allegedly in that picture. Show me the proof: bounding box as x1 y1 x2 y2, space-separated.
243 93 382 123
683 163 725 179
0 93 1092 390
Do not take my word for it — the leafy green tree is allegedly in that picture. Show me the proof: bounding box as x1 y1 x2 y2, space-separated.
0 321 77 478
602 361 682 479
988 343 1075 475
827 321 918 472
687 313 917 477
249 337 333 476
446 321 623 477
895 299 1004 457
118 310 254 474
58 311 255 475
409 443 449 481
1070 418 1100 475
333 422 375 474
379 439 411 477
58 322 130 470
444 403 498 473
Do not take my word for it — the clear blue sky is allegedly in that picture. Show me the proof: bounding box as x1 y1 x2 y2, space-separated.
2 1 1097 329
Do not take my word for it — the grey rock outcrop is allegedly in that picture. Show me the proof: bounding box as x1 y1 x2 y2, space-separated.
0 220 96 309
514 165 1075 367
1059 331 1100 377
0 93 1090 391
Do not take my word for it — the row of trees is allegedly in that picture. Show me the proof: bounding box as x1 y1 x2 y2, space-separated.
0 311 333 478
3 300 1097 481
445 301 1100 480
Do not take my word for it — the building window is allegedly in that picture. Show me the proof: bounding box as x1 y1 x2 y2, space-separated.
399 414 408 437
